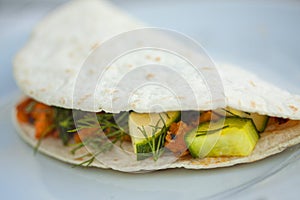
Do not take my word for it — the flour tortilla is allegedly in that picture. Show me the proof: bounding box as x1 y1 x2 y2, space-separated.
13 108 300 172
13 0 300 118
13 0 300 172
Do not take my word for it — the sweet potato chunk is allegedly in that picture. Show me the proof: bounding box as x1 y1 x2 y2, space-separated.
165 121 190 157
31 103 54 139
16 98 34 123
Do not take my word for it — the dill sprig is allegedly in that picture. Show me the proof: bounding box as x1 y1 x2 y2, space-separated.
53 107 76 145
137 113 169 161
196 125 230 137
33 107 75 153
30 102 130 167
25 101 36 114
221 108 251 118
71 112 129 167
34 124 56 154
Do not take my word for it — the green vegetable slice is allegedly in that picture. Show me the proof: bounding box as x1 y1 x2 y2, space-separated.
185 117 259 158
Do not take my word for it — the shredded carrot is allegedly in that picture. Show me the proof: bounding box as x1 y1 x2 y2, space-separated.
31 103 52 119
165 121 190 157
16 98 55 139
31 103 54 139
122 134 131 142
199 111 221 123
74 133 82 143
16 98 34 123
51 130 60 138
75 127 99 143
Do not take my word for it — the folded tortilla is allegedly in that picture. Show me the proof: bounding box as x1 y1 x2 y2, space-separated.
13 0 300 172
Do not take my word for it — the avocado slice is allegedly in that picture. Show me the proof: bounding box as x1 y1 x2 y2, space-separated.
129 111 180 160
213 107 269 133
185 117 259 158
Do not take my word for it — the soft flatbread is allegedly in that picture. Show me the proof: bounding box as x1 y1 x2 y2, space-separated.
13 0 300 172
13 108 300 172
13 0 300 118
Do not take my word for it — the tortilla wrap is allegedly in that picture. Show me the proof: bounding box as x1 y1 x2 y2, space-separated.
13 0 300 172
13 108 300 172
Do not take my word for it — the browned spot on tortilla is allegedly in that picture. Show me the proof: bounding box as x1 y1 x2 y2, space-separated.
88 69 95 74
289 105 298 112
146 73 155 80
200 102 212 108
78 94 92 105
133 99 140 103
249 80 256 87
60 97 66 105
213 157 232 164
177 96 185 100
21 80 31 85
105 89 119 94
201 67 213 70
127 64 133 68
155 57 161 62
112 97 119 102
191 159 209 166
251 101 256 109
29 90 34 95
277 106 283 112
39 88 46 92
190 157 232 166
82 94 92 100
65 68 72 73
238 100 242 106
131 103 136 108
90 42 100 50
145 55 151 60
104 88 118 94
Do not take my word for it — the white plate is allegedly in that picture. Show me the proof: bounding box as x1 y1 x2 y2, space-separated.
1 0 300 199
1 93 300 199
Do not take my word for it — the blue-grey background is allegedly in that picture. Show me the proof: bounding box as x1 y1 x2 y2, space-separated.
0 0 300 199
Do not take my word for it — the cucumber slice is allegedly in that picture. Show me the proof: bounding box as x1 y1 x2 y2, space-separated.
129 111 180 160
185 117 259 158
213 108 269 133
247 113 269 133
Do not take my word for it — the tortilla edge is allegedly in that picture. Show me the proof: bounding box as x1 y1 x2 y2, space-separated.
12 107 300 172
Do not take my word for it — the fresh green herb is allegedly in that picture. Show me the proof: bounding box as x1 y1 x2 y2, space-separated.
33 107 74 152
34 124 56 154
196 125 230 137
137 113 168 161
222 109 251 118
31 104 129 167
222 109 240 118
71 112 129 167
53 107 76 145
25 101 36 114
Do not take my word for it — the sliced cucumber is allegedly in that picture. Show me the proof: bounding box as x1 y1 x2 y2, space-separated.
129 111 180 160
185 117 259 158
213 107 269 133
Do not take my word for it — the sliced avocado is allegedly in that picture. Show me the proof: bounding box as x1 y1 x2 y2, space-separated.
185 117 259 158
213 107 269 133
129 111 180 160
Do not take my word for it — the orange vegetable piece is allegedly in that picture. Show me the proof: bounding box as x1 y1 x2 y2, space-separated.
16 98 34 123
165 121 190 157
32 104 54 139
